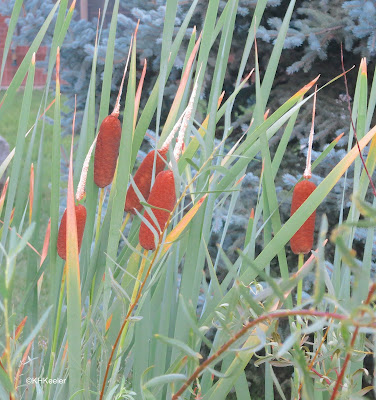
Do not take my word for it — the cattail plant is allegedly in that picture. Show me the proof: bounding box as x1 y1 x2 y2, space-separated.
290 87 318 256
124 111 186 214
124 149 168 214
139 72 199 251
138 169 176 250
76 27 136 243
93 34 134 188
290 180 317 255
125 33 201 215
290 88 317 307
56 51 89 261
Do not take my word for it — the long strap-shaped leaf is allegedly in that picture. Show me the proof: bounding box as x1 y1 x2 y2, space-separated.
66 106 82 398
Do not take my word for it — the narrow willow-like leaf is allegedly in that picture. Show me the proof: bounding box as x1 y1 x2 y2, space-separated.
155 335 202 360
203 324 269 400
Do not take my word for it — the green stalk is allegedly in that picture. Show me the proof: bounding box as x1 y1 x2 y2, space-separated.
120 213 130 233
297 253 304 306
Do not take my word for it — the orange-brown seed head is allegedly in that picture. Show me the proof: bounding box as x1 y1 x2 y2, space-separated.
125 149 167 214
290 179 317 255
93 115 122 188
139 170 176 251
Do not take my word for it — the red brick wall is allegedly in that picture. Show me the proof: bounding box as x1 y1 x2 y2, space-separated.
0 14 48 88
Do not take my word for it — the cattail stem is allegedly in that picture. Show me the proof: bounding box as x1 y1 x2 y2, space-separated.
131 251 147 304
112 30 135 117
296 252 305 348
95 188 105 244
134 58 147 129
303 86 317 179
297 252 304 307
120 212 130 233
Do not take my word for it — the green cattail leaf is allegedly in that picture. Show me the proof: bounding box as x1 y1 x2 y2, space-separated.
66 124 82 397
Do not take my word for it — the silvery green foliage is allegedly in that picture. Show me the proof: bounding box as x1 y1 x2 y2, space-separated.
59 18 99 131
343 0 376 55
219 0 281 17
0 0 285 132
0 0 56 45
0 0 190 132
256 0 376 74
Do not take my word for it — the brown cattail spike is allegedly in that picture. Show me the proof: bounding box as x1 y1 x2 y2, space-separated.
57 204 87 260
93 115 122 188
139 170 176 250
290 180 317 254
